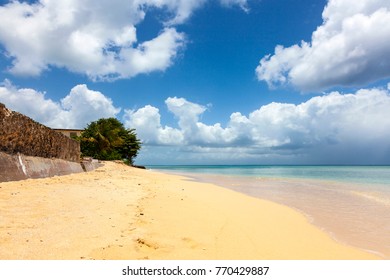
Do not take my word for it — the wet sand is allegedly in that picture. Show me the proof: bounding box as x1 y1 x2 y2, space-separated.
0 162 379 259
174 173 390 259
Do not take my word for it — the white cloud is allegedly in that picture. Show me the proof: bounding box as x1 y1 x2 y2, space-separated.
256 0 390 92
219 0 249 12
124 105 183 145
0 80 120 128
60 84 121 127
143 0 207 25
140 0 247 24
0 0 187 80
113 27 185 79
165 97 207 140
126 88 390 164
0 0 250 80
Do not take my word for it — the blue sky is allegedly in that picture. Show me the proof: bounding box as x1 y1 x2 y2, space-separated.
1 0 390 165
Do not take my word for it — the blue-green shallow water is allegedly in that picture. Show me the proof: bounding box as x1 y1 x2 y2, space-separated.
148 165 390 258
148 165 390 186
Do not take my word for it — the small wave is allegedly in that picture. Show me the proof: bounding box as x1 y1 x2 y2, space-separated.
350 191 390 206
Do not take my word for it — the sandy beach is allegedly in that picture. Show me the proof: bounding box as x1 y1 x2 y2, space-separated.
0 162 379 260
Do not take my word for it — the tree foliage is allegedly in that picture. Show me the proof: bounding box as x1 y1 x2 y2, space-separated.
78 118 141 165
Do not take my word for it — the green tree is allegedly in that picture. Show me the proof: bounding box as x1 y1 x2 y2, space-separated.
79 118 141 164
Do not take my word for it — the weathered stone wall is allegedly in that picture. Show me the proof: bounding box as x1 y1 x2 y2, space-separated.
0 103 80 162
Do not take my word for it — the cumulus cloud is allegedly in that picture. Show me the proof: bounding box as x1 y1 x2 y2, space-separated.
124 105 183 145
0 0 250 80
165 97 207 140
0 0 188 80
0 80 120 128
256 0 390 92
126 88 390 164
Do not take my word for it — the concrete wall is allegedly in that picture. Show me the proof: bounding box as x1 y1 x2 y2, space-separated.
0 103 80 162
80 158 103 172
0 151 85 182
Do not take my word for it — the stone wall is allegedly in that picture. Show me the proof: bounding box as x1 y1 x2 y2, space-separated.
0 103 80 162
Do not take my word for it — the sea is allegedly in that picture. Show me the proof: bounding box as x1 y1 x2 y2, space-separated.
148 165 390 258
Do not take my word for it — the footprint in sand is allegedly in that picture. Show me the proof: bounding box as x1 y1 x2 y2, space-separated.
136 238 159 250
181 237 201 249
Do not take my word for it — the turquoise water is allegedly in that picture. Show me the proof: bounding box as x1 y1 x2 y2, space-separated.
149 165 390 186
149 165 390 258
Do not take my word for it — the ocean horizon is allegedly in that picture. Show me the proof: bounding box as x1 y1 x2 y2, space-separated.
148 165 390 186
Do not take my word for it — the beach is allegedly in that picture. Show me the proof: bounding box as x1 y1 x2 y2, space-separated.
0 162 379 260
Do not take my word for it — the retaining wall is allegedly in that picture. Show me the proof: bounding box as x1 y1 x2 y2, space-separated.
0 151 85 182
0 103 101 182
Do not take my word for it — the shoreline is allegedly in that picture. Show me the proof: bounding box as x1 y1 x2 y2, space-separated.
154 169 390 259
0 162 380 260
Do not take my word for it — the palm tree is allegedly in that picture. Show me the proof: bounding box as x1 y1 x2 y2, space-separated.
78 118 141 163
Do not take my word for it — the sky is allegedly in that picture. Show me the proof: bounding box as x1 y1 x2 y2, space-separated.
0 0 390 165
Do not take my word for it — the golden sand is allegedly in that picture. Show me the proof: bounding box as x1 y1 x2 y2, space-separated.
0 162 379 260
